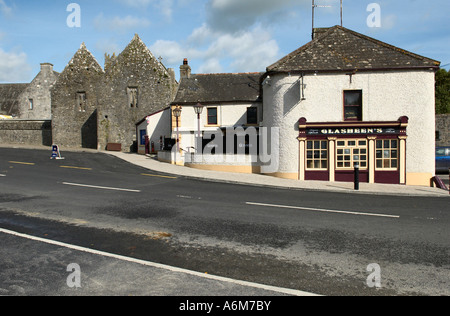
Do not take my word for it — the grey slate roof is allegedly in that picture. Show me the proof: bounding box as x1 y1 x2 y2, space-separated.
0 83 28 115
172 72 263 105
267 26 440 73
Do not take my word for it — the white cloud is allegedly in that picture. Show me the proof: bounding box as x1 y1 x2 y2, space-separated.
206 0 309 32
116 0 174 18
151 24 280 75
94 13 151 32
0 0 12 17
0 48 32 82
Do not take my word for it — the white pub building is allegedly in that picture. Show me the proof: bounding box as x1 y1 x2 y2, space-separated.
138 26 440 187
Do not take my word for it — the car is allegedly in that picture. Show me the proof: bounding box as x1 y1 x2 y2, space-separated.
436 147 450 174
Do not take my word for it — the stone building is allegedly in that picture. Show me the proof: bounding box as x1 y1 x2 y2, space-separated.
17 63 59 120
98 34 177 152
51 43 104 149
0 83 28 117
51 34 177 151
436 114 450 147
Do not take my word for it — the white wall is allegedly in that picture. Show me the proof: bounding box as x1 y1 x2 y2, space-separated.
176 102 262 153
262 70 436 178
137 108 171 153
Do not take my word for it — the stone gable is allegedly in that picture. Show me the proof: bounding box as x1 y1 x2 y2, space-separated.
51 36 178 152
51 43 104 149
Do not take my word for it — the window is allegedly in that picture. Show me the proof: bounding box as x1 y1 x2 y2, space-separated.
376 139 398 169
247 107 258 125
306 140 328 170
336 139 367 169
344 90 362 121
29 99 33 110
127 87 138 108
207 107 218 125
77 92 87 112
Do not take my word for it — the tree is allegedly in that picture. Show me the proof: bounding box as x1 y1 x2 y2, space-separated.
436 69 450 114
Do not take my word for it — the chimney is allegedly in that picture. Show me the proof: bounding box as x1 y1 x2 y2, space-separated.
40 63 54 74
312 27 331 39
180 58 191 79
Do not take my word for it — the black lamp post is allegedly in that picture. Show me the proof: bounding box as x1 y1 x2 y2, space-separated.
193 103 204 154
173 106 182 157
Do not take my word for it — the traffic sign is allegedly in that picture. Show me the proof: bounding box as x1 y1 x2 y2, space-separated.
51 145 65 160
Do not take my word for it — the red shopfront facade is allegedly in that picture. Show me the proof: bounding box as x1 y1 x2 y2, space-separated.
298 117 409 185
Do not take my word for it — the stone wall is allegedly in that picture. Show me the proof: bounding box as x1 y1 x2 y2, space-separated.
51 43 104 150
436 114 450 147
17 63 58 120
0 120 52 146
51 36 177 152
98 34 177 152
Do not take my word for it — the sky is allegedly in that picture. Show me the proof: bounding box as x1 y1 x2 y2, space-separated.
0 0 449 83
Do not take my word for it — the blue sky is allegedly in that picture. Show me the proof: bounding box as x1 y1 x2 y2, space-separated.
0 0 449 83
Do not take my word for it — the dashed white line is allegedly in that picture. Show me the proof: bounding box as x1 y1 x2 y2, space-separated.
62 182 141 193
246 202 400 219
0 228 318 296
0 174 6 177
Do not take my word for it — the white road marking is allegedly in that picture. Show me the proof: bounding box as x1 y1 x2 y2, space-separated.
0 174 6 177
246 202 400 219
62 182 141 193
0 228 318 296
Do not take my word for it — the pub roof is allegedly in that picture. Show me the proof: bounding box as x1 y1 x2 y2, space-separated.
267 25 440 73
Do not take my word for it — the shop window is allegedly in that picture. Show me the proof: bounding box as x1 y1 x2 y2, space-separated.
306 140 328 170
376 139 398 169
127 87 138 108
247 107 258 125
77 92 87 112
336 139 367 169
344 90 362 121
207 107 218 125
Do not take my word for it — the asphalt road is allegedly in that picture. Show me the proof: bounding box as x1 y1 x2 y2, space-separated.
0 147 449 296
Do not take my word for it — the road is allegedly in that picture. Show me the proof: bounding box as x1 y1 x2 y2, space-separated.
0 147 449 296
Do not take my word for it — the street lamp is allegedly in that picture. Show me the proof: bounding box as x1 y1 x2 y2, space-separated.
193 103 204 154
173 106 182 159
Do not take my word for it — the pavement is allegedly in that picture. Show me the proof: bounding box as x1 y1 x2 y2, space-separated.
106 151 449 198
2 144 448 197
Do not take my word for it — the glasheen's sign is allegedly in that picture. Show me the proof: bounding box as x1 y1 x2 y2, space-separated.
307 127 400 135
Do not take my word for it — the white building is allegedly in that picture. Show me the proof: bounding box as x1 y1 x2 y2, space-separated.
138 26 440 187
260 26 440 186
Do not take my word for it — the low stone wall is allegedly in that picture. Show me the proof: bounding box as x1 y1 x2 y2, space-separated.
0 120 52 146
436 114 450 147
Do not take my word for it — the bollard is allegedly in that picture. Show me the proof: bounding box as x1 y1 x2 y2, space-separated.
354 162 360 191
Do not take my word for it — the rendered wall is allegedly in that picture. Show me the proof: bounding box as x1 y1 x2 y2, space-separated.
262 70 436 186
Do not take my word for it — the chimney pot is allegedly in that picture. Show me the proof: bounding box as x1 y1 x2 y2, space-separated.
180 58 191 79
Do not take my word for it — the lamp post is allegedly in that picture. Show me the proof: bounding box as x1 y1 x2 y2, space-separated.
193 103 204 154
173 106 182 160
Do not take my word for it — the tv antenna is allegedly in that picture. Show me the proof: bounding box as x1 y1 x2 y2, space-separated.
312 0 343 39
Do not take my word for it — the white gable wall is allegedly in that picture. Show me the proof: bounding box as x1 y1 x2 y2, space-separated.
262 69 436 185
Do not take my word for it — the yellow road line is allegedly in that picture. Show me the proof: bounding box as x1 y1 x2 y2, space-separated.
141 173 177 179
9 161 35 166
60 166 92 171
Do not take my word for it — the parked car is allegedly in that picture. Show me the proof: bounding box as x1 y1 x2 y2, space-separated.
436 147 450 174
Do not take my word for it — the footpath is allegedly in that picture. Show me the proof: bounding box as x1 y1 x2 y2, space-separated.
106 151 449 198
